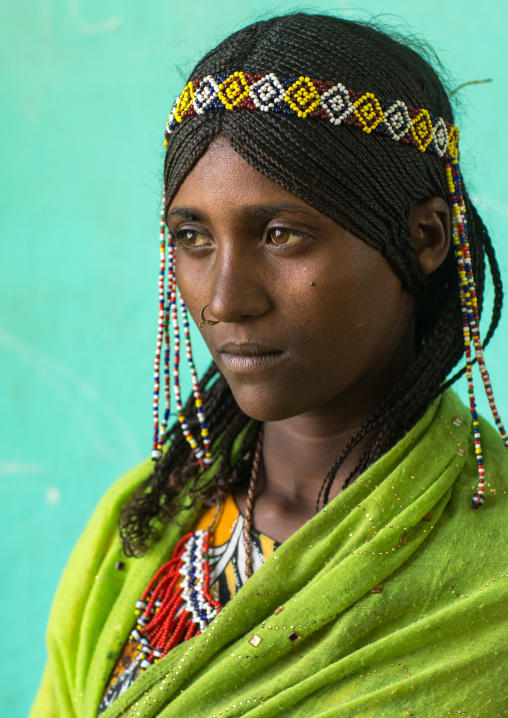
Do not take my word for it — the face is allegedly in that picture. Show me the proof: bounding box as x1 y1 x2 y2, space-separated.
167 136 415 423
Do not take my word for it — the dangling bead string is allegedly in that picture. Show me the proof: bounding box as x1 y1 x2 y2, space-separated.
169 255 210 464
450 162 508 444
152 187 169 461
178 289 213 466
446 160 508 507
158 231 175 447
151 192 214 466
448 159 508 441
447 162 485 506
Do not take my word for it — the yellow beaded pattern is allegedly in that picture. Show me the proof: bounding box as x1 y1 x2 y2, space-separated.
284 76 321 118
447 125 460 162
217 71 251 110
353 92 385 133
410 108 434 152
173 81 195 123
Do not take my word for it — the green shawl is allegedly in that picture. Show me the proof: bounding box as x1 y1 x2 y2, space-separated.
30 389 508 718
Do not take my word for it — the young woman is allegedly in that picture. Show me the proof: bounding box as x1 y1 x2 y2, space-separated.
31 12 508 718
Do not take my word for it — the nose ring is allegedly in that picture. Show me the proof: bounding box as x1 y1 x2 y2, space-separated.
199 303 220 327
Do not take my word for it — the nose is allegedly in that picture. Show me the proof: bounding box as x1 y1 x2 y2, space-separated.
207 243 271 323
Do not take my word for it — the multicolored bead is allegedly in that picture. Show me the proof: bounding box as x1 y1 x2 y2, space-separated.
446 160 508 506
164 72 460 161
131 530 221 666
151 207 213 466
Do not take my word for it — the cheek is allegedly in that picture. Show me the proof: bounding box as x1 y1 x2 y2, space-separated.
286 262 412 381
297 258 403 334
175 256 209 315
175 257 228 365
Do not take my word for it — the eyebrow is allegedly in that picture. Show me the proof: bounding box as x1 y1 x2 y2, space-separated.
166 202 328 223
249 203 325 220
166 208 202 222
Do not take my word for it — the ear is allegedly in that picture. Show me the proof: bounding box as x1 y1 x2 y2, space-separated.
410 197 451 275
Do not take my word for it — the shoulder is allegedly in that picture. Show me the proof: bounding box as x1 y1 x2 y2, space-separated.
436 389 508 519
47 457 155 622
55 457 155 597
31 458 156 717
443 394 508 552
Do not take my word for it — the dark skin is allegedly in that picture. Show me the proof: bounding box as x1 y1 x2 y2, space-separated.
168 136 451 543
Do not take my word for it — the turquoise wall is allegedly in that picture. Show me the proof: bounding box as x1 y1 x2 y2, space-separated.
1 1 507 714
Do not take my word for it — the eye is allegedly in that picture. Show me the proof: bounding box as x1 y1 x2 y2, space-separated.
268 227 305 246
174 229 210 248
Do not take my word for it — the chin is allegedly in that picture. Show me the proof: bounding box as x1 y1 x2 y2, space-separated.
229 383 308 422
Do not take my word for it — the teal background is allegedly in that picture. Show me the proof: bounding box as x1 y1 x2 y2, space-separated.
1 1 507 714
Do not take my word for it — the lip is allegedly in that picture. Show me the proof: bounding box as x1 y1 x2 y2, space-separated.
218 342 286 373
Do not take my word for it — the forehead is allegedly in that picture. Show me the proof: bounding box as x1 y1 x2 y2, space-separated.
168 136 319 217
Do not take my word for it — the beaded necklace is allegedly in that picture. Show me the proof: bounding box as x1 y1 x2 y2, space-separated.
132 431 263 667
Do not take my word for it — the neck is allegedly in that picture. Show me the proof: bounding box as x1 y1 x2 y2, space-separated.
235 325 415 543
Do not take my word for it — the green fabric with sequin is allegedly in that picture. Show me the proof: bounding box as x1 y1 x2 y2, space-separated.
30 389 508 718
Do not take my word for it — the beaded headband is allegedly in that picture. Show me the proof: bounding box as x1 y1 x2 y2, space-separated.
153 72 508 509
164 72 459 162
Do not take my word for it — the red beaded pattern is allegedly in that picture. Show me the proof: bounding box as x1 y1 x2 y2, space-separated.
132 530 221 668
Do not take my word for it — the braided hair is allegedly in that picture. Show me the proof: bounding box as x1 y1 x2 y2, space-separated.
120 13 503 556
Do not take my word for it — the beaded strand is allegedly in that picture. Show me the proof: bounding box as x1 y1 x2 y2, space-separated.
447 160 508 507
151 190 213 465
168 237 212 465
151 188 170 461
178 290 213 466
450 162 508 443
159 231 175 445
